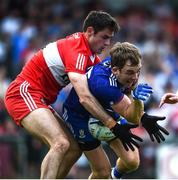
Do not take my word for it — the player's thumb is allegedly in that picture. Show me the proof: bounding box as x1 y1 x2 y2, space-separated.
159 101 164 108
156 116 166 121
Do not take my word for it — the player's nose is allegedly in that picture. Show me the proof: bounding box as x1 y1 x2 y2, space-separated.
104 39 111 46
132 73 139 80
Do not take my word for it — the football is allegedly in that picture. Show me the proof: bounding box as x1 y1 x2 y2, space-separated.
88 117 124 141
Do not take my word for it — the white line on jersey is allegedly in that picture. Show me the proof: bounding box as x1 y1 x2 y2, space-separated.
109 74 117 87
76 53 85 70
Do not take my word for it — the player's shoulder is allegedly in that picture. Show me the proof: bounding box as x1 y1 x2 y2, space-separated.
89 67 114 88
66 32 90 54
66 32 85 46
93 57 112 76
66 32 83 41
102 56 111 63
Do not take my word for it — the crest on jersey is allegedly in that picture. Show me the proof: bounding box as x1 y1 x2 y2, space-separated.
79 129 86 138
73 33 80 39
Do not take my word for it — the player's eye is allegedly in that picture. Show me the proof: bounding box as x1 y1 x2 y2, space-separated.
103 36 108 40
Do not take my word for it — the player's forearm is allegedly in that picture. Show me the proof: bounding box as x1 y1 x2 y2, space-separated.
125 99 144 124
79 95 116 128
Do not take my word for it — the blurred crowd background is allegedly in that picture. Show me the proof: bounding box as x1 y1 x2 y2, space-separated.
1 0 178 178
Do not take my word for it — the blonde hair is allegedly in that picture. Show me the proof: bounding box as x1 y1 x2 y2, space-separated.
110 42 142 68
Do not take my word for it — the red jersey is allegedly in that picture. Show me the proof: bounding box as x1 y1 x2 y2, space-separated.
16 32 100 104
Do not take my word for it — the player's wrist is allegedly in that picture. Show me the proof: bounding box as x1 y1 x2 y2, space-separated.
110 123 121 136
106 118 117 129
141 112 148 124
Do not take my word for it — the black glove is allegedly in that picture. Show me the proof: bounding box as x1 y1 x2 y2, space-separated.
110 123 143 151
141 113 169 143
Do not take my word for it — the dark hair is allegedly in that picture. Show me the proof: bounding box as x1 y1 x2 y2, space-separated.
110 42 142 68
83 10 119 34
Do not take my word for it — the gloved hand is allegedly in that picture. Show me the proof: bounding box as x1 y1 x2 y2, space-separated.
141 113 169 143
132 83 153 101
110 123 143 151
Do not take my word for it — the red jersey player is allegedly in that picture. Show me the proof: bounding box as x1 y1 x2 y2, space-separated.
4 11 119 178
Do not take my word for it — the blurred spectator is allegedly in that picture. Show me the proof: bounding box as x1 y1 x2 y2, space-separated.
0 63 10 99
20 37 42 67
0 63 9 125
1 10 21 37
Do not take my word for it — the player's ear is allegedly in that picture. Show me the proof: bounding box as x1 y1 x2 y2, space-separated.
86 26 95 36
112 67 120 75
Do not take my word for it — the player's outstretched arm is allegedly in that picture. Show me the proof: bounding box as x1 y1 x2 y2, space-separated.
111 94 144 125
140 113 169 143
159 93 178 107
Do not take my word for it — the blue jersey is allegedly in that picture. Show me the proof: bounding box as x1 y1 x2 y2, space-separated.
64 57 125 120
62 57 127 149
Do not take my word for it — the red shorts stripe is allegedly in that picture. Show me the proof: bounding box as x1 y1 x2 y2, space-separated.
20 81 38 111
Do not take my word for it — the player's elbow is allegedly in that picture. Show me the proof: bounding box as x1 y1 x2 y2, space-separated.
79 94 93 106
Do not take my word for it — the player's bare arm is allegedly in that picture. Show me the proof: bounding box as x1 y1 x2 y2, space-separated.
68 72 116 128
111 95 144 124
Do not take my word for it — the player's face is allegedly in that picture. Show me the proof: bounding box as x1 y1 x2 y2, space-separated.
87 27 114 54
112 60 142 88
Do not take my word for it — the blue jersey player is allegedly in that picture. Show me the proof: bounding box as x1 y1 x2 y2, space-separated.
61 42 169 179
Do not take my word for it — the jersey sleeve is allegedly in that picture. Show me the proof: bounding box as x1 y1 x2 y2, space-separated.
58 33 100 74
60 34 95 74
65 51 100 74
65 49 89 74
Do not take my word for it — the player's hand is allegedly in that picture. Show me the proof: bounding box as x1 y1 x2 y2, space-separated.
159 93 178 108
132 83 153 101
141 113 169 143
110 123 143 151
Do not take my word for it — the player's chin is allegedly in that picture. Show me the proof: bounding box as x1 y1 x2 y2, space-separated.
126 82 133 88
